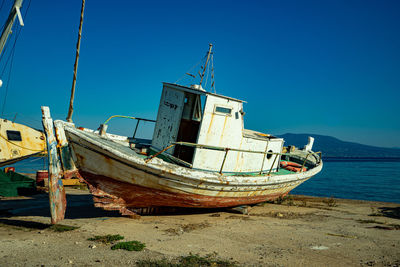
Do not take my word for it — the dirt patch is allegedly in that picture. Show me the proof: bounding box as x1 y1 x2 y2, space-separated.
250 211 315 219
1 190 399 266
163 221 211 236
226 215 253 220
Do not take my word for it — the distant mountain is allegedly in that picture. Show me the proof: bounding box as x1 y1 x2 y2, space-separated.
278 133 400 158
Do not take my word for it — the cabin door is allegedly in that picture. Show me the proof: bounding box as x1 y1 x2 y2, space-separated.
151 88 185 154
173 93 202 163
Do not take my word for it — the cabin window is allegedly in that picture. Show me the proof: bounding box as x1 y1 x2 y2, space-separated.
266 150 273 159
214 106 232 116
6 130 22 141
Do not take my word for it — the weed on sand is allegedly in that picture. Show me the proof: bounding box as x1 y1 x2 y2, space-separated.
88 234 124 244
48 224 79 232
111 240 146 251
137 253 238 267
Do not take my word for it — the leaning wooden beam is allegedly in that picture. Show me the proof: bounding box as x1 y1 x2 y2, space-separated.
41 106 66 224
54 120 79 179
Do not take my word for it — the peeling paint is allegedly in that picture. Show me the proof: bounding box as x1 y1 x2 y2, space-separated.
41 107 66 224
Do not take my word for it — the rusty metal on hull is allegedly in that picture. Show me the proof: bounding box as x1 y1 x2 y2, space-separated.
80 170 288 215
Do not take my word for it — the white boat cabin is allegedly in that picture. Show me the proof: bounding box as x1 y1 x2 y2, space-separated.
151 83 284 173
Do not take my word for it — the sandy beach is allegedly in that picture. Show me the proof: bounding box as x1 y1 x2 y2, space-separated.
0 188 399 266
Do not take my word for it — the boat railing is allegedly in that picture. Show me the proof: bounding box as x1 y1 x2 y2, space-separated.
103 115 156 139
145 141 322 175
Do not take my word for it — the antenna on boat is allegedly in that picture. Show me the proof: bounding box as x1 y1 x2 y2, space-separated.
66 0 86 123
199 43 213 87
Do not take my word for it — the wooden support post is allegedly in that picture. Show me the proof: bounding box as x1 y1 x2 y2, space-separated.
41 106 66 224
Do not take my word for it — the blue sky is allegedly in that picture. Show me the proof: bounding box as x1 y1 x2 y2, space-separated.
0 0 399 148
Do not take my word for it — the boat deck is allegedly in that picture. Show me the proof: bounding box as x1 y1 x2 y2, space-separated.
81 131 305 177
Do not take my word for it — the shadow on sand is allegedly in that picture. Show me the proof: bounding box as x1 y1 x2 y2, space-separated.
0 191 122 220
0 190 239 228
377 207 400 219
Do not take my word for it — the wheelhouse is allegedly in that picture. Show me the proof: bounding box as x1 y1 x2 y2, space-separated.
151 83 284 173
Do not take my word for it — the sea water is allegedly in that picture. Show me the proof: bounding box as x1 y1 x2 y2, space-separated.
292 159 400 204
8 158 400 204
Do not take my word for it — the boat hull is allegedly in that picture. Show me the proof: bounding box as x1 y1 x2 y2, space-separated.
81 170 292 210
65 127 322 214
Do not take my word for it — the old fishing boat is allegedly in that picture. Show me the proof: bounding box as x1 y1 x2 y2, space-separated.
41 44 322 221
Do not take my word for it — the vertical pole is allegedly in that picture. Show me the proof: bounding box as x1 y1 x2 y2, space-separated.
259 142 269 174
219 148 229 174
199 43 213 87
41 106 66 224
133 120 140 139
66 0 85 122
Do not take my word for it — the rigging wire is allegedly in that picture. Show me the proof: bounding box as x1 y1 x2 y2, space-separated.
0 0 32 116
174 54 206 85
173 46 217 92
1 45 14 116
0 0 31 72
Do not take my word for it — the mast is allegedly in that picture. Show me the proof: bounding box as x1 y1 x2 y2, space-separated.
66 0 85 123
0 0 24 87
199 43 213 87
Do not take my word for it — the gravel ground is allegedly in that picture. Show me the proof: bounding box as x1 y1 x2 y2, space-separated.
0 189 399 266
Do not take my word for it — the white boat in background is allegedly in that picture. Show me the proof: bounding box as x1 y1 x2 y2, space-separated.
41 44 323 221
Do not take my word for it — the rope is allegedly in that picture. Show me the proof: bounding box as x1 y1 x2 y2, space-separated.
0 133 46 152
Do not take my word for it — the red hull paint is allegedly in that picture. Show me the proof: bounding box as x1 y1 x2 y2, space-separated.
80 171 288 213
